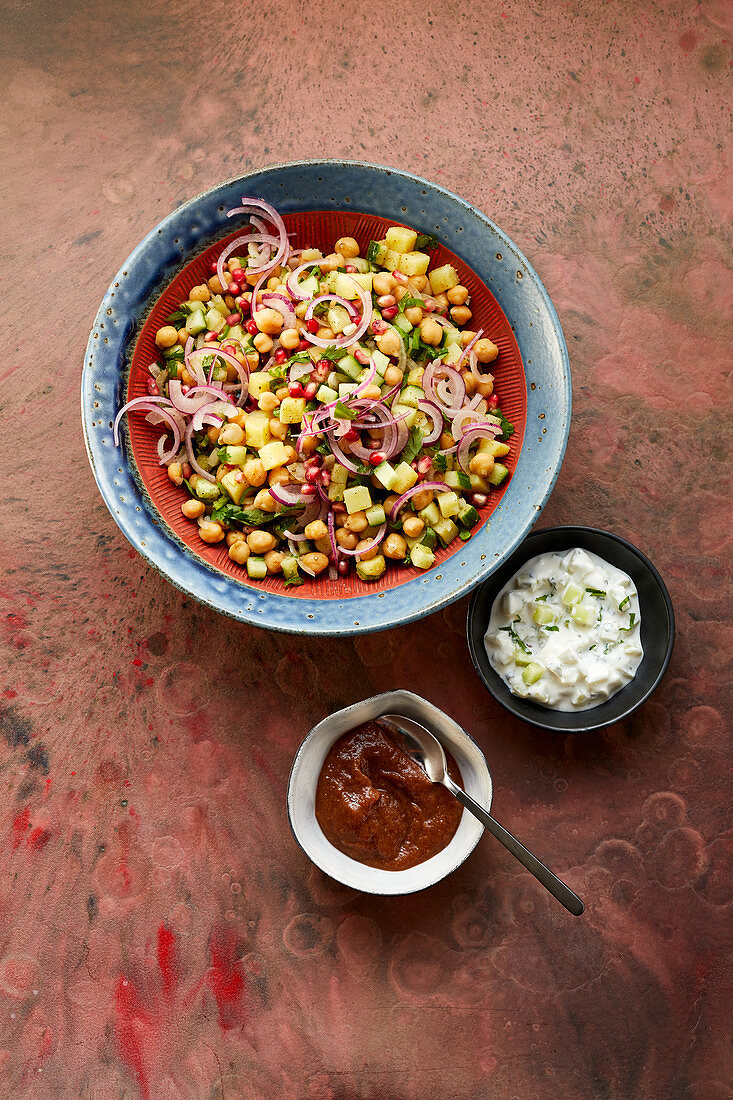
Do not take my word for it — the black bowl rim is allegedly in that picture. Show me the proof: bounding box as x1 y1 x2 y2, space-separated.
466 525 675 733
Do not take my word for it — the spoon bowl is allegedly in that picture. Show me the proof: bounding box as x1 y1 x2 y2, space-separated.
377 714 584 916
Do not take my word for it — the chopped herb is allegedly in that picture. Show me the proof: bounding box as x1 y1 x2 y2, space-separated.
499 623 531 653
283 574 305 587
164 308 190 326
268 363 287 381
416 233 439 250
589 644 597 650
401 426 425 465
586 588 607 598
397 295 424 315
319 345 348 362
217 446 229 464
162 345 185 361
313 300 329 316
315 439 331 456
619 595 630 611
288 350 312 364
535 593 550 602
455 470 471 491
219 323 230 339
544 625 560 632
182 479 196 497
619 612 637 632
432 452 448 473
211 502 299 528
334 400 358 420
494 408 515 440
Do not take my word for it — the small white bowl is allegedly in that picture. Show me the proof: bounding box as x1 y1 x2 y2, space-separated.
287 689 493 895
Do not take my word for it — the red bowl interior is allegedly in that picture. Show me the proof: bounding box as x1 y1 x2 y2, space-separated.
127 210 526 599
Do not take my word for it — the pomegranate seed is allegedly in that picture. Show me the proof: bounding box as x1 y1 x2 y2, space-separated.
204 331 219 341
313 363 329 381
417 456 433 475
210 261 218 273
306 454 323 468
232 268 245 281
274 347 287 364
221 344 236 357
377 294 396 308
371 319 386 335
368 451 386 466
422 297 437 313
225 313 240 326
246 319 259 335
317 358 331 371
368 438 382 450
411 460 419 470
381 306 398 320
470 492 488 507
488 393 500 409
392 270 408 283
298 339 311 352
306 318 320 334
305 466 320 483
319 470 331 486
301 483 316 496
338 559 350 575
345 264 357 273
228 282 240 296
344 428 359 442
332 502 347 514
354 348 370 364
181 384 190 393
304 381 317 400
288 382 304 398
146 378 158 395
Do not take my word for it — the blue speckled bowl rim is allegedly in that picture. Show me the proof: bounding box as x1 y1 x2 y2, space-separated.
466 525 676 732
82 159 571 636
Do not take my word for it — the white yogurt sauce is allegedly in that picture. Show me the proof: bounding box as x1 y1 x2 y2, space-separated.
484 548 643 711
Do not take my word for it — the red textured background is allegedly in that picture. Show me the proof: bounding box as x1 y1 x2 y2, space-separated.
127 210 526 598
1 1 731 1098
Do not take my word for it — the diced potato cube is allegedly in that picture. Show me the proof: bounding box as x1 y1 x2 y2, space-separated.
397 251 430 277
279 397 306 424
328 464 349 501
374 461 397 491
391 402 417 428
245 412 271 449
327 303 351 334
383 247 402 271
433 517 459 546
205 307 226 333
258 441 290 471
391 462 418 495
386 226 418 254
356 554 386 581
437 490 460 518
248 372 272 399
428 264 460 295
478 438 511 458
220 469 248 505
410 543 435 571
343 485 373 514
407 366 425 386
333 271 373 298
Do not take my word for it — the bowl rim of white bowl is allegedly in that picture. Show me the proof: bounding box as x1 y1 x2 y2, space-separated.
287 688 492 895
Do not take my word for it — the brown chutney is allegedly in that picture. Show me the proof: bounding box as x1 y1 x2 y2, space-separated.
315 720 463 871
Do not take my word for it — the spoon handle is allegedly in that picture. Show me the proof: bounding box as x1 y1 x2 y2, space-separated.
446 780 584 916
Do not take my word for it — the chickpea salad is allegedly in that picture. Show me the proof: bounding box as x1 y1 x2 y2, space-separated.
115 198 516 585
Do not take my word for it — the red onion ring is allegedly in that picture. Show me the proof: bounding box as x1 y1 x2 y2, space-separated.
336 522 386 557
327 510 339 563
286 261 319 301
456 423 502 472
184 421 216 483
303 276 372 350
269 482 308 507
260 292 296 329
168 380 232 414
390 481 451 520
304 294 359 322
329 435 361 473
457 329 483 369
417 399 444 444
468 349 495 385
113 395 173 446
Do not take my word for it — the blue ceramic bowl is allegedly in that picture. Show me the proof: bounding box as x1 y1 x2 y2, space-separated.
82 160 571 635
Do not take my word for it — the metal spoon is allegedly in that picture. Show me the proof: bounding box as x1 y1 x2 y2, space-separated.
377 714 584 916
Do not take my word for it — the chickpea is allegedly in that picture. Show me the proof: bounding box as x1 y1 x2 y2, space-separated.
318 253 345 273
226 531 246 546
460 329 478 347
375 328 402 357
247 530 277 554
177 327 188 346
383 494 400 515
300 435 318 456
167 462 183 486
402 515 425 539
199 521 225 544
440 431 454 449
231 409 248 429
224 294 236 310
243 459 266 486
316 326 335 341
300 248 323 263
335 528 358 550
252 489 278 512
305 520 328 541
269 418 288 441
208 275 226 294
294 301 309 320
345 511 369 534
264 550 285 574
404 306 424 326
280 327 300 350
446 284 469 306
373 272 397 296
266 276 281 291
354 538 379 561
180 368 194 385
258 391 279 414
254 308 284 335
268 467 290 487
383 533 407 560
335 236 360 259
469 452 495 477
394 285 409 303
253 333 274 355
189 284 210 302
474 338 499 364
283 445 298 465
411 274 429 292
181 499 205 520
410 488 434 511
462 370 477 396
215 464 229 484
206 425 220 445
275 387 290 403
155 325 178 349
476 377 494 398
383 365 403 387
420 318 443 346
228 540 250 564
360 384 382 401
450 305 473 325
218 422 245 446
296 551 327 575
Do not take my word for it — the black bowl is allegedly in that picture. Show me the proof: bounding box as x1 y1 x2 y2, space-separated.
466 526 675 733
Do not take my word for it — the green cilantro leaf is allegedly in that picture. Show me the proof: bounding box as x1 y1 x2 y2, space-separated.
334 400 357 420
398 295 425 315
494 408 515 440
416 233 439 250
619 595 630 611
400 426 425 465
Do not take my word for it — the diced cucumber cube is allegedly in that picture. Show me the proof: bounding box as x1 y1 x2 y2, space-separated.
316 385 338 405
457 504 479 529
246 556 268 579
280 555 300 581
419 501 441 527
192 478 221 502
356 554 386 581
445 470 471 491
365 504 386 527
338 354 362 381
391 403 417 428
374 461 397 491
532 604 555 625
522 662 545 685
421 527 437 549
222 445 248 467
205 307 226 333
372 350 389 376
338 383 357 400
561 583 584 606
514 650 532 667
398 385 425 409
571 602 595 625
433 518 459 546
394 314 412 334
488 462 509 486
185 310 207 335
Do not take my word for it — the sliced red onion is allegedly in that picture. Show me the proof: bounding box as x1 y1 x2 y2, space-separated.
417 399 444 444
327 510 339 562
289 361 313 383
298 558 317 578
286 261 320 301
452 406 486 438
113 395 173 446
303 277 372 349
221 198 289 279
184 421 216 483
468 349 495 385
186 346 249 406
390 481 451 520
215 232 277 292
168 380 232 414
269 482 308 507
336 522 386 557
423 361 466 414
282 528 309 541
191 400 229 432
304 294 359 322
260 292 296 328
457 329 483 369
456 423 502 472
330 435 361 473
157 436 183 465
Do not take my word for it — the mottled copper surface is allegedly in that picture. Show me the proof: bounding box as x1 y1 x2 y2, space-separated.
1 1 731 1098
